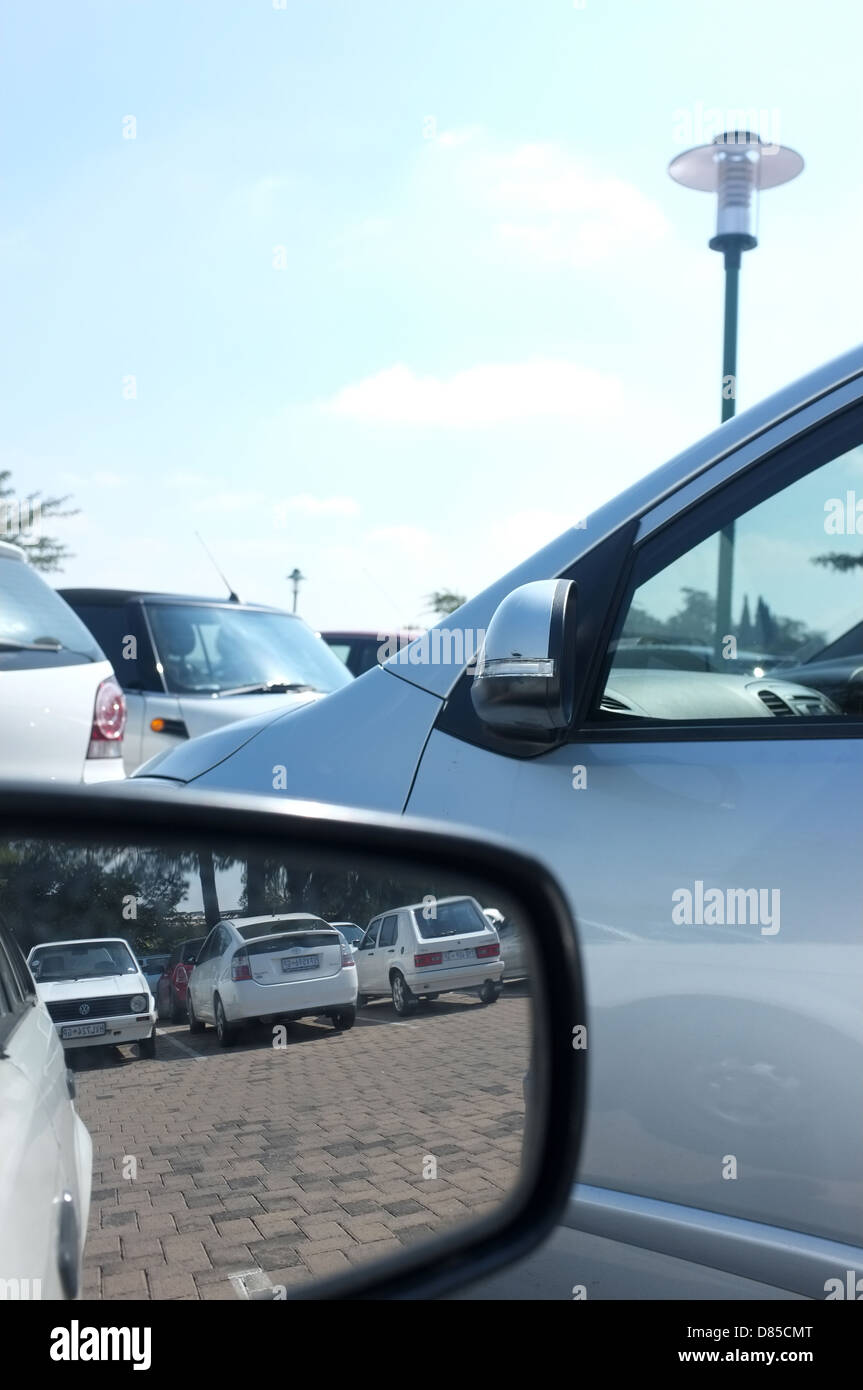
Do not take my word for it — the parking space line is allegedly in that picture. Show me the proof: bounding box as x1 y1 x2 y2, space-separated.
156 1028 208 1060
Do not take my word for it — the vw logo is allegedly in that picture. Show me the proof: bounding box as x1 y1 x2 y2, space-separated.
78 1003 90 1016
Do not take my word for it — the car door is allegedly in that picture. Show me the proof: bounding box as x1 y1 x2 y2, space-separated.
189 928 220 1020
356 920 383 994
374 914 400 989
407 402 863 1296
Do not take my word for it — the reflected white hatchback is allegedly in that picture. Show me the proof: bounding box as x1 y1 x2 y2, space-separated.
187 914 358 1046
356 895 503 1015
27 938 156 1057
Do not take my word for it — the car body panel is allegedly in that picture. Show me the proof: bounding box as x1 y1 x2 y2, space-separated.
0 932 92 1299
168 666 442 810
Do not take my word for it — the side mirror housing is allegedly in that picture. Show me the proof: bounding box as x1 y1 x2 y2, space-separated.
471 579 577 740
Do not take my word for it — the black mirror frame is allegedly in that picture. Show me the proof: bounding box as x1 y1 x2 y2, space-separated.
0 781 587 1302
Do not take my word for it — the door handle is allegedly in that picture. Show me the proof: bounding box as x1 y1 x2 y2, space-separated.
57 1191 80 1299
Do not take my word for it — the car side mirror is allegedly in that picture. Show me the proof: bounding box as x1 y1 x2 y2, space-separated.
471 579 577 740
184 954 197 965
2 782 586 1303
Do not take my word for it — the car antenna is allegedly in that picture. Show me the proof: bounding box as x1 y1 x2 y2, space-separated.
195 531 240 602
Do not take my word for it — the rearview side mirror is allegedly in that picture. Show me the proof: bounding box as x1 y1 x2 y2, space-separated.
1 783 586 1305
471 579 577 740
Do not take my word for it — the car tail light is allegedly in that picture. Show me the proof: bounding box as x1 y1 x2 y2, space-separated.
231 950 252 982
340 943 355 967
87 677 126 759
175 965 189 987
476 943 500 959
414 952 442 967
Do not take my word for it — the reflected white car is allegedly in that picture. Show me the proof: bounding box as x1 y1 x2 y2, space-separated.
27 939 156 1057
484 909 528 982
187 914 358 1046
356 895 503 1014
1 919 92 1299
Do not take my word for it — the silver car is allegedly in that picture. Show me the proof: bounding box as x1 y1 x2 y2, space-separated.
136 344 863 1299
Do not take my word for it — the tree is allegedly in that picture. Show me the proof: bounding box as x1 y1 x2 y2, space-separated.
424 589 466 617
0 470 79 572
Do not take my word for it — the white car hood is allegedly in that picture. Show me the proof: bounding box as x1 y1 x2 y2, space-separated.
36 975 149 1003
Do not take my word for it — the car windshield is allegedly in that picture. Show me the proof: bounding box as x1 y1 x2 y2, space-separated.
412 899 490 940
146 603 354 697
29 941 139 982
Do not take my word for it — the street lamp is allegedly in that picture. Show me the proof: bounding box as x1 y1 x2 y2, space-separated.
668 129 803 653
287 567 305 614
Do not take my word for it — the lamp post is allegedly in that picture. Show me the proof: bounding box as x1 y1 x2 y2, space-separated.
668 129 803 655
287 567 305 614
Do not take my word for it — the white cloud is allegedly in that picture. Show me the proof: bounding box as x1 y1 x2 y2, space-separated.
273 494 359 523
325 360 625 427
419 131 670 268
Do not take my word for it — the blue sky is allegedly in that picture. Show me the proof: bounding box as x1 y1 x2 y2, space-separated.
2 0 862 630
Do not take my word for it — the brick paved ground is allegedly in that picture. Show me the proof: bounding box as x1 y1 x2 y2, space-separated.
74 986 530 1299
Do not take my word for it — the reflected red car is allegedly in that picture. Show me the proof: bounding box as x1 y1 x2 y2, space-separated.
156 938 205 1023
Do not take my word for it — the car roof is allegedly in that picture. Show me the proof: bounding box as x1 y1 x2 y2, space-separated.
29 937 133 949
58 587 294 616
369 895 479 921
0 541 26 562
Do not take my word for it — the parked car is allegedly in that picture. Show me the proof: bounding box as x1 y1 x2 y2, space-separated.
0 914 92 1299
59 589 354 774
321 629 425 678
186 913 358 1046
27 938 157 1059
328 920 364 951
0 543 125 783
156 937 205 1023
484 908 528 983
134 344 863 1297
139 953 170 996
356 895 502 1014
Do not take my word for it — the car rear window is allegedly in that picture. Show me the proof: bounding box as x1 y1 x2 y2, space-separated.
0 560 103 664
412 899 490 940
243 932 339 956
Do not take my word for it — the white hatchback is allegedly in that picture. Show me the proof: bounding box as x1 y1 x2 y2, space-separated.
27 939 157 1057
0 543 126 783
187 913 358 1046
356 895 503 1015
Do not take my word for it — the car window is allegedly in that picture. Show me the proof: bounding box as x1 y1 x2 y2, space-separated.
0 558 103 666
145 603 353 697
378 915 398 947
62 602 156 691
195 929 218 964
360 921 381 949
412 899 490 939
382 915 401 946
0 930 29 1047
598 436 863 722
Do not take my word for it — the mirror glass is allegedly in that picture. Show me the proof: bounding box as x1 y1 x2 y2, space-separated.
4 831 539 1299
